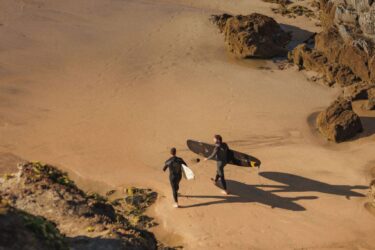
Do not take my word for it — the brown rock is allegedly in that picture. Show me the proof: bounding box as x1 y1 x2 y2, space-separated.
327 64 361 87
220 13 291 58
316 98 363 142
368 55 375 81
210 13 233 33
339 42 371 82
289 44 327 71
319 0 337 28
291 1 375 86
334 5 358 26
289 44 359 87
366 88 375 110
343 82 375 100
359 8 375 37
314 28 343 63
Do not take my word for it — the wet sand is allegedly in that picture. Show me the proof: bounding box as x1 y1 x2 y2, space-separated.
1 0 375 249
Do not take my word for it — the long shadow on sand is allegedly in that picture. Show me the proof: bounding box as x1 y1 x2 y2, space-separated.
180 180 318 211
258 172 367 199
181 172 367 210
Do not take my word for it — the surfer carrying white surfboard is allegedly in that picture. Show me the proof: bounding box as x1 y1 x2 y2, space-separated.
163 147 187 208
204 134 229 195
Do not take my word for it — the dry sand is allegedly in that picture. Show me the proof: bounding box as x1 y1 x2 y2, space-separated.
1 0 375 249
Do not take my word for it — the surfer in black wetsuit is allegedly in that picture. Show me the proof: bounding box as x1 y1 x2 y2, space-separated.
204 134 229 194
163 147 187 208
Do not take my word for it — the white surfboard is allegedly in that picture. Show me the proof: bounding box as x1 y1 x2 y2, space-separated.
182 164 195 180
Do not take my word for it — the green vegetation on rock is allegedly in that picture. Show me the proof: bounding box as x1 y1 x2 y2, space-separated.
25 162 78 190
0 201 68 250
20 210 68 250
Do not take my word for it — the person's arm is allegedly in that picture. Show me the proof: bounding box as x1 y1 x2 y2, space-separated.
163 159 170 172
181 158 188 166
163 164 168 172
205 145 218 161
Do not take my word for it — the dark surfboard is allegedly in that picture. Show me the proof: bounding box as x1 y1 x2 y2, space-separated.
186 139 261 168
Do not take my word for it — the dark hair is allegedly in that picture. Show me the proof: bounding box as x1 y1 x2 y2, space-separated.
214 134 222 143
170 147 176 156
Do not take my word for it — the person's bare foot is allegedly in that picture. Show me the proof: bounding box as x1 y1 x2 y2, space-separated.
221 190 229 195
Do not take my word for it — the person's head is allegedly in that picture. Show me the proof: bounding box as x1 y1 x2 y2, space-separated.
170 147 177 156
214 134 222 144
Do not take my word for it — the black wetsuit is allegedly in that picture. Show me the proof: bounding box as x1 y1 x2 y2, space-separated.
207 142 229 190
163 156 186 203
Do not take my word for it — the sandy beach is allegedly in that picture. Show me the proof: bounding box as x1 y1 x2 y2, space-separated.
1 0 375 249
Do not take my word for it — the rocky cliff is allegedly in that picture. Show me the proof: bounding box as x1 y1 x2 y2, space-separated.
0 162 171 250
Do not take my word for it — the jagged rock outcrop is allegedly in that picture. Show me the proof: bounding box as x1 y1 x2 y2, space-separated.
287 0 375 142
211 13 291 58
290 0 375 86
290 43 360 86
342 81 375 100
0 162 160 250
316 97 363 142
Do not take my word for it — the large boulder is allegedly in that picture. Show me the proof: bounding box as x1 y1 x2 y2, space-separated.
212 13 291 58
316 98 363 142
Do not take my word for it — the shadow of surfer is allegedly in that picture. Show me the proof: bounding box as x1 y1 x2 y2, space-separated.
180 179 317 211
257 172 368 199
180 172 367 210
185 138 367 209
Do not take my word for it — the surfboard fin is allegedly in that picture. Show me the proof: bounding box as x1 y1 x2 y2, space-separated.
250 161 260 168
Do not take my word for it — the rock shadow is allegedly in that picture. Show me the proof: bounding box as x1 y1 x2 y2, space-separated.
280 23 316 51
